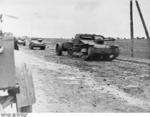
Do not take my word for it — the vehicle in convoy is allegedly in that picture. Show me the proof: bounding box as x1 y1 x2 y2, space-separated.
56 34 119 61
29 38 46 50
17 38 26 46
0 36 35 112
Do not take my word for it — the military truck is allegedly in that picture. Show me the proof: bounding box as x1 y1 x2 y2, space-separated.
0 35 36 112
56 34 119 61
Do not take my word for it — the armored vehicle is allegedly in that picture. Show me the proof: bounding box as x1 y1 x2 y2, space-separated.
29 38 46 50
56 34 119 61
17 38 26 46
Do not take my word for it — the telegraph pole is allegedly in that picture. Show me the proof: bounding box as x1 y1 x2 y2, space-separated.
0 14 2 37
130 0 134 57
135 0 150 39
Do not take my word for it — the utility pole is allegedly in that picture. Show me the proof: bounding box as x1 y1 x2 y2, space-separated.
0 14 3 37
135 0 150 39
0 14 3 22
130 0 134 57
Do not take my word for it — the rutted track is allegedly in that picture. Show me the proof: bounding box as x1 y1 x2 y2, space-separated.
116 57 150 66
17 45 150 112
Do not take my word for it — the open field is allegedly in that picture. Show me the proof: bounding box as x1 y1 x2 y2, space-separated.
116 39 150 59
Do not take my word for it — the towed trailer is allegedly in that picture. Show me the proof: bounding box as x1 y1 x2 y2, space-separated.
0 36 36 112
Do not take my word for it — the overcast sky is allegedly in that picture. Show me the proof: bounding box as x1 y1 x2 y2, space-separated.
0 0 150 38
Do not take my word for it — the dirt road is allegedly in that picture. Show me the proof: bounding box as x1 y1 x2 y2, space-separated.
14 45 150 112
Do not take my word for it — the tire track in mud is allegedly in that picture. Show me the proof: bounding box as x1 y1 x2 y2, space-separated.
15 50 150 112
116 58 150 66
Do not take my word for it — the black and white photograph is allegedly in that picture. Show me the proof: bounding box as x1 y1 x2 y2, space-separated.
0 0 150 115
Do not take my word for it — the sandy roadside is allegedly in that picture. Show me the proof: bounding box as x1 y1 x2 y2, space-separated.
13 50 150 112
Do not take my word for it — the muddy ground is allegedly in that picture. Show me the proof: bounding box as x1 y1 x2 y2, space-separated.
14 41 150 113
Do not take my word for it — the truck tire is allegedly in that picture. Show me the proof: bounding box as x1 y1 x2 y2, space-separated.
56 43 63 56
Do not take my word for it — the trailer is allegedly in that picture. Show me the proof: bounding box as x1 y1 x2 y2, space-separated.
0 36 36 113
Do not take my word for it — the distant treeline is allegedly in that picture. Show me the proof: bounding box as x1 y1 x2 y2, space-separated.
115 37 147 40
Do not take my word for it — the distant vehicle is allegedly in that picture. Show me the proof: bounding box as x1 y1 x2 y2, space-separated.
29 38 46 50
56 34 119 61
17 38 26 46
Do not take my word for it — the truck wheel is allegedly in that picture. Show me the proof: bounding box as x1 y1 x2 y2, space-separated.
56 44 63 56
83 47 94 60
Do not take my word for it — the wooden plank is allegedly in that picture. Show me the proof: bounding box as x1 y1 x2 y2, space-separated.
0 37 16 89
16 64 36 108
